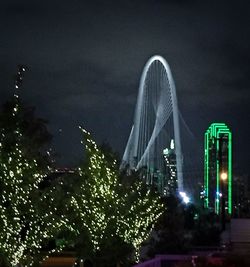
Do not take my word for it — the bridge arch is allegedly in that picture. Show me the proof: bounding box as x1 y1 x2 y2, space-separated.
121 55 183 193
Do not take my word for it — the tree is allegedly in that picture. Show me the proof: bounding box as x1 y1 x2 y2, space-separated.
191 209 220 247
0 97 53 170
144 195 221 260
70 128 164 266
145 195 190 258
0 91 67 266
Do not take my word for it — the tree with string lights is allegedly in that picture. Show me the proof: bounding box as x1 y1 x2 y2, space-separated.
0 66 53 171
70 127 164 266
0 66 68 266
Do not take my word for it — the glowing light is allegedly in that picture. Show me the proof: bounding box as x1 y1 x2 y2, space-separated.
71 127 164 259
221 172 227 181
121 55 183 193
204 123 232 215
170 139 175 150
0 91 67 266
179 191 190 204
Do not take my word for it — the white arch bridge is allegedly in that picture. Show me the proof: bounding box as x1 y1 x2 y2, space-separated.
120 55 184 194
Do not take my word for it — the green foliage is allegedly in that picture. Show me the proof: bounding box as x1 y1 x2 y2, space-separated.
0 252 9 267
99 141 121 167
70 128 164 266
144 195 221 260
0 95 66 266
145 195 190 257
191 210 220 246
0 97 52 169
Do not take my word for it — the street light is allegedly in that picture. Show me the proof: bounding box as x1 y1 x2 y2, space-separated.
221 172 227 181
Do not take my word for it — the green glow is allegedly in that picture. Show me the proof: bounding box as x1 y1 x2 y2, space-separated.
204 123 232 215
228 132 232 214
204 132 209 208
216 138 220 214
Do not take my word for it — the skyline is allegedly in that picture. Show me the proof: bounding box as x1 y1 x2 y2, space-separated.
1 0 250 175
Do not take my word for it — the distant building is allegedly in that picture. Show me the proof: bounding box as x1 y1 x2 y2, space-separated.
233 175 250 217
228 219 250 253
204 123 232 215
163 139 178 196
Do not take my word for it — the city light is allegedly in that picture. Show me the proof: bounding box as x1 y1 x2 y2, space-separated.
179 191 190 204
204 123 232 215
221 172 228 181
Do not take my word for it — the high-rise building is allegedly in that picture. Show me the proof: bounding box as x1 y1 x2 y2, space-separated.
233 175 250 217
204 123 232 215
163 139 178 196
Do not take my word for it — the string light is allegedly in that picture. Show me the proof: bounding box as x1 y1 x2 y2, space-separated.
71 127 164 261
0 89 68 266
0 79 164 265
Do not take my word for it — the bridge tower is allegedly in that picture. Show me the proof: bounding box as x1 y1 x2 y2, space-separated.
121 55 184 194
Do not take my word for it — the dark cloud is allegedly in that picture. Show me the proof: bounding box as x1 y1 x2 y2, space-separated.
0 0 250 173
3 3 46 17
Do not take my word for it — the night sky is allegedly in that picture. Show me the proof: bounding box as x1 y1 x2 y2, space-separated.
1 0 250 177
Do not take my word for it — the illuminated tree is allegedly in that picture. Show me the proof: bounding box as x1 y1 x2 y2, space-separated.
0 71 67 266
71 128 164 265
0 98 53 171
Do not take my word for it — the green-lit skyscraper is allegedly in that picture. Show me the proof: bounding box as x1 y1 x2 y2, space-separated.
204 123 232 215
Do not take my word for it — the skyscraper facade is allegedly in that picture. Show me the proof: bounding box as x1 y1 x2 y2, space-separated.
204 123 232 215
163 139 178 196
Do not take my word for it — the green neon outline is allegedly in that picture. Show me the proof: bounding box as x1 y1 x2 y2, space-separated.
216 128 232 214
204 122 232 215
204 132 209 208
216 137 220 214
228 132 232 214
